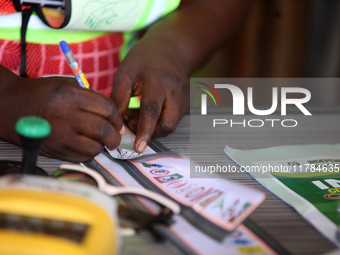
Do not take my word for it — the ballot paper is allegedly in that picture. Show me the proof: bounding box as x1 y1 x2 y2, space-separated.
103 129 265 234
92 152 277 255
126 155 265 233
87 130 281 254
106 128 155 160
225 144 340 247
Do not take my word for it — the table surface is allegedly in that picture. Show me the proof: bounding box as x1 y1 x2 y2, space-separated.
1 109 339 255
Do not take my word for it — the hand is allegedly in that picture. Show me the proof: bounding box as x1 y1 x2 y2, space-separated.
1 75 124 162
110 0 249 154
111 40 190 153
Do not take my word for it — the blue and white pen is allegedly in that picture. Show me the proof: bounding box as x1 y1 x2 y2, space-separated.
59 40 123 157
59 41 90 89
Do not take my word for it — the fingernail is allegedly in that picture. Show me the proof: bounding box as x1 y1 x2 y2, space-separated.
119 126 125 135
106 146 116 151
123 114 129 121
137 141 147 153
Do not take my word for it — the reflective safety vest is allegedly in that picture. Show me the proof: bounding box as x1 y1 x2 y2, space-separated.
0 0 180 98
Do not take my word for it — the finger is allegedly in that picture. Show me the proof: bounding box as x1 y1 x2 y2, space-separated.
153 91 189 138
39 125 105 163
66 135 104 158
74 88 124 134
111 72 133 116
40 142 96 163
73 111 121 150
152 101 181 138
135 89 165 153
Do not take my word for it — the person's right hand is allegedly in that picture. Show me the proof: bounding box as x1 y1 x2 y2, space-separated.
1 74 124 162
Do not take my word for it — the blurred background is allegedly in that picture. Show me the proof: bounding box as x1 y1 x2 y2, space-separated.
192 0 340 107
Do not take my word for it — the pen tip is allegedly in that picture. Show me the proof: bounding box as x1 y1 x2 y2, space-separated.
59 41 71 54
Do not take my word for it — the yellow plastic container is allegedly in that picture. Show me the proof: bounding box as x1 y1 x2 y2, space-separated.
0 175 118 255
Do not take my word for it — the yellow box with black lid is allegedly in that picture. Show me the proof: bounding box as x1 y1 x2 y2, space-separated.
0 174 118 255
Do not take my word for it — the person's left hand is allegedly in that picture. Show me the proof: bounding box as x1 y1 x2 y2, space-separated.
111 39 190 153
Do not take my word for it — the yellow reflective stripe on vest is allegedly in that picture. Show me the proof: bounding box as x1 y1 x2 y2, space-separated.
0 12 109 44
0 27 109 44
